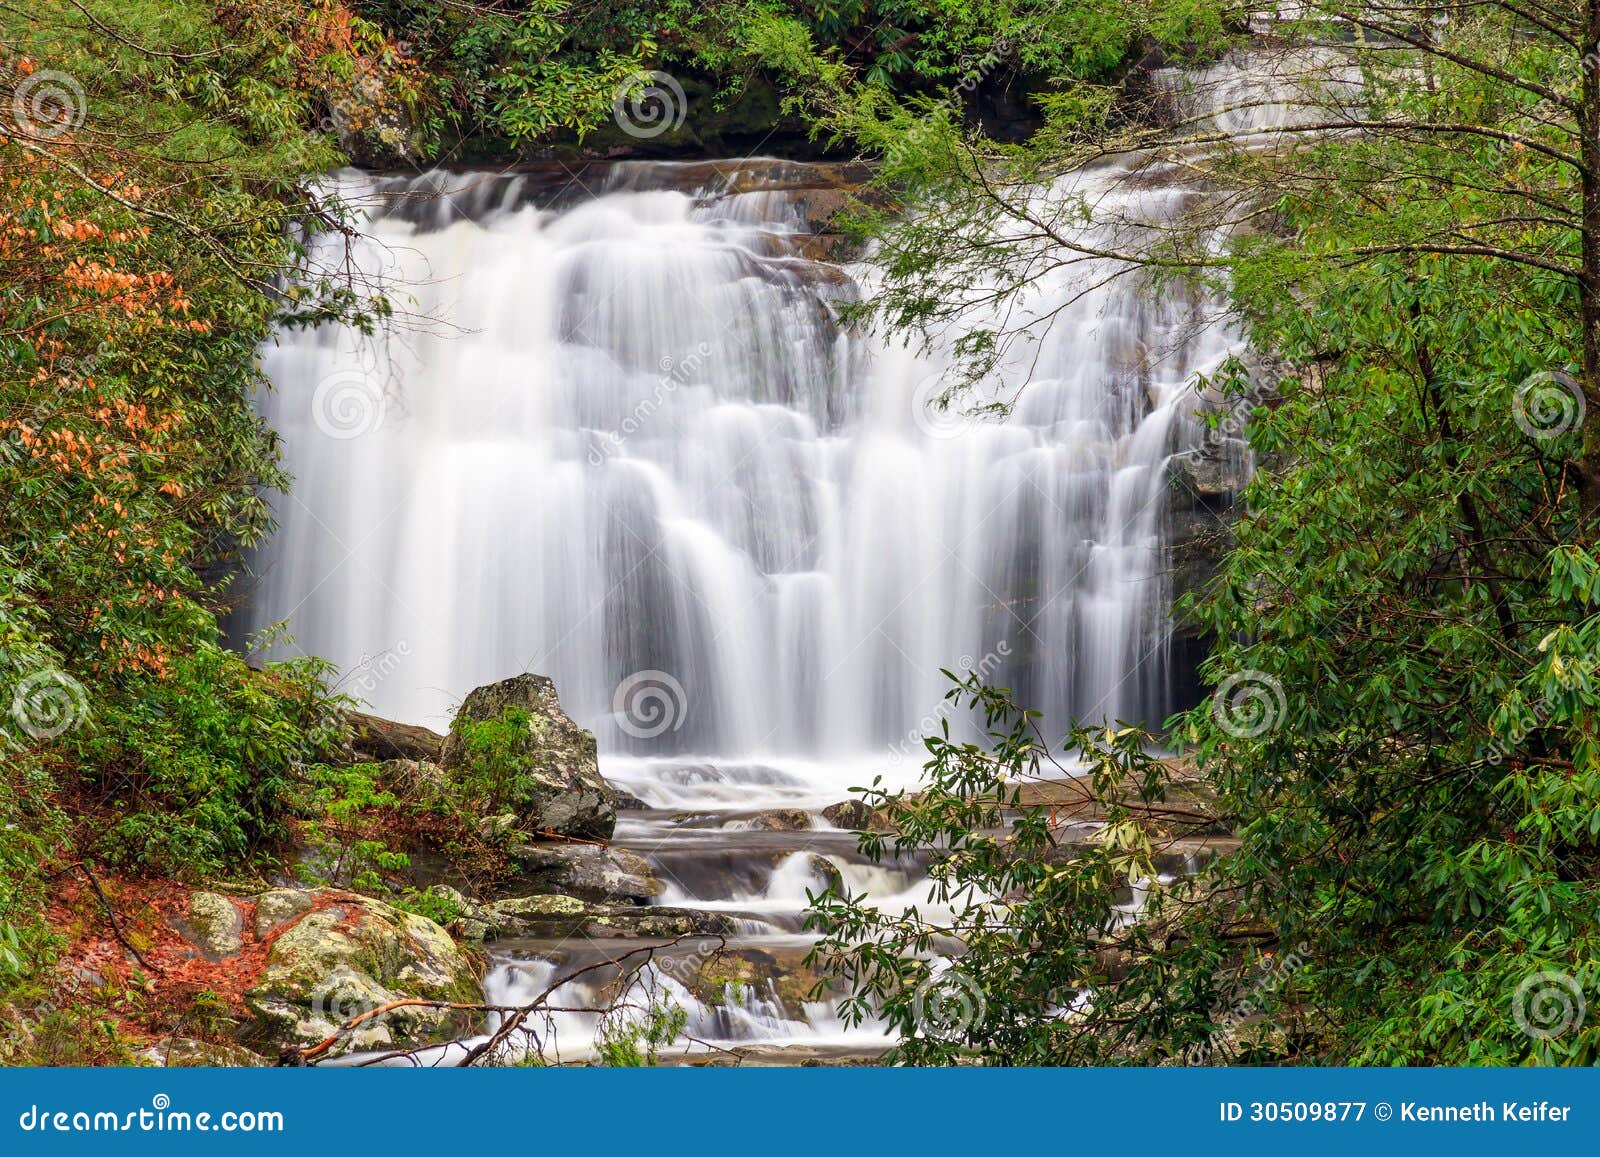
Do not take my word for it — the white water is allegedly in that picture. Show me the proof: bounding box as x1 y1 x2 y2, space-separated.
243 57 1306 1062
249 156 1241 757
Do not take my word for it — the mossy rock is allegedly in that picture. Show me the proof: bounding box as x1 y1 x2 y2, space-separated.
172 891 244 961
685 947 832 1012
485 894 731 941
243 894 481 1057
441 674 618 840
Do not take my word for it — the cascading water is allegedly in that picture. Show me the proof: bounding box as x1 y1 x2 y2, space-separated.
251 157 1235 752
245 57 1287 1060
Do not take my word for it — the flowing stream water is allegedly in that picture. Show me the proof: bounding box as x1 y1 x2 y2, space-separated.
243 59 1297 1058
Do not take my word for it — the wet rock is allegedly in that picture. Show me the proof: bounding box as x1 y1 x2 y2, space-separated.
440 673 618 841
743 808 813 832
796 853 843 896
1166 443 1248 636
173 892 244 961
243 893 481 1056
681 946 836 1011
347 710 446 764
504 842 663 905
822 800 894 831
487 894 732 941
253 889 314 939
1171 443 1251 502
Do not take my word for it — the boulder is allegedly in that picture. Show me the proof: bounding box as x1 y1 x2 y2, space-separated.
742 808 813 832
440 673 618 840
243 893 481 1057
680 946 837 1012
504 843 663 905
253 889 314 939
822 800 895 831
379 758 448 800
172 892 244 961
487 894 733 941
795 853 844 896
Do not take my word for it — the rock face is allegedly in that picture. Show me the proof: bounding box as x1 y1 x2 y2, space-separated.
742 808 813 832
682 946 837 1012
174 892 245 961
253 889 314 938
486 894 732 941
504 843 663 905
440 673 619 841
243 893 481 1056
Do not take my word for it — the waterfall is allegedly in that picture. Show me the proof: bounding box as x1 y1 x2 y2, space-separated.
242 51 1337 1064
247 156 1243 759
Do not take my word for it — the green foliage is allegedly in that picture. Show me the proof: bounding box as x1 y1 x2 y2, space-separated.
346 0 1126 151
594 997 688 1067
393 885 463 928
447 707 540 817
60 645 346 877
0 0 385 1002
809 678 1239 1064
812 0 1600 1066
